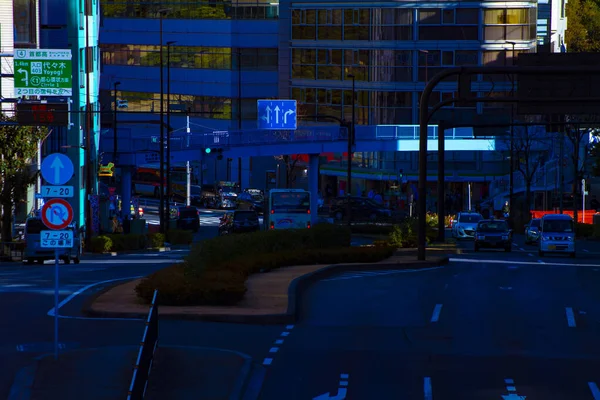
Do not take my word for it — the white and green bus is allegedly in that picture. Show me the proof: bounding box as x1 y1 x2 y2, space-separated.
264 189 312 230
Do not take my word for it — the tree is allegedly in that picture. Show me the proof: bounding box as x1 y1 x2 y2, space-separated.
273 154 302 188
565 0 600 52
505 125 548 220
564 120 595 222
0 115 47 242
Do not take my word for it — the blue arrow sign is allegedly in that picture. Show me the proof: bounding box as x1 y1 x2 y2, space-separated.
257 99 297 130
41 153 74 186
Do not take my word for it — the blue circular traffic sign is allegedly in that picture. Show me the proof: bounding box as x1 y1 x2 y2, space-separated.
41 153 74 185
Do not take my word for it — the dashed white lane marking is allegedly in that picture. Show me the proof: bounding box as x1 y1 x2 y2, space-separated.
588 382 600 399
424 377 432 400
263 325 295 366
339 373 349 386
528 253 533 257
519 247 525 251
565 307 577 327
503 378 526 398
537 260 545 264
430 304 443 323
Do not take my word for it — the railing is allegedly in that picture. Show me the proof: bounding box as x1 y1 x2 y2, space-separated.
359 125 474 140
127 289 159 400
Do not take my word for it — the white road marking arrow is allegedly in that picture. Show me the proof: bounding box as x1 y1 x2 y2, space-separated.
274 105 280 124
313 388 347 400
502 394 526 400
50 156 64 184
18 69 29 85
284 109 295 124
262 106 271 122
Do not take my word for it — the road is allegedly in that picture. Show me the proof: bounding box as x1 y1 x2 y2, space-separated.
258 241 600 399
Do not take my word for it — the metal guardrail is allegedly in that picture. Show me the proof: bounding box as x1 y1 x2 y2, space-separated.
127 289 159 400
0 242 25 262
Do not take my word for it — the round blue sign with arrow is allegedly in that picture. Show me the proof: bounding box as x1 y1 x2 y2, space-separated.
41 153 74 186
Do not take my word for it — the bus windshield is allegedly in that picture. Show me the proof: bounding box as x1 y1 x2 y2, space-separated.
271 192 310 213
26 218 46 235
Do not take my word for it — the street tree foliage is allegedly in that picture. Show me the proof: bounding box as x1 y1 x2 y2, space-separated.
273 155 302 188
563 119 595 222
0 115 48 242
566 0 600 52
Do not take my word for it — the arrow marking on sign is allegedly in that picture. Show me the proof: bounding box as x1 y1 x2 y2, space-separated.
50 156 64 184
274 106 280 124
262 106 272 122
18 69 29 85
284 109 295 124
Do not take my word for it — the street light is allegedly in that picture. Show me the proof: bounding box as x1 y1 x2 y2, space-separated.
507 41 517 225
237 50 243 186
165 40 176 232
158 8 170 234
346 73 356 226
112 81 121 166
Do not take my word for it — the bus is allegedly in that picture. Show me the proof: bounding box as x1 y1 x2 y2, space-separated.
132 163 198 200
264 189 312 230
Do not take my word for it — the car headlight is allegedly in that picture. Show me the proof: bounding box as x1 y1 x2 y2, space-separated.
567 236 574 242
541 236 550 241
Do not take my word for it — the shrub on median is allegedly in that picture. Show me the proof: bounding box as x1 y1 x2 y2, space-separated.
90 235 112 253
166 229 194 245
135 244 395 306
576 222 594 238
388 218 437 248
105 234 147 252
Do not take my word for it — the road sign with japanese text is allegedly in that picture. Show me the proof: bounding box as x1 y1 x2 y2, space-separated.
40 230 74 249
13 49 73 97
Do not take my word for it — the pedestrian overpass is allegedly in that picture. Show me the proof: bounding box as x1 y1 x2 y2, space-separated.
104 124 496 227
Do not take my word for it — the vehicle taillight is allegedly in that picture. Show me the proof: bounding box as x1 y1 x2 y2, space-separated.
307 209 310 214
307 222 311 229
270 222 274 229
271 209 274 214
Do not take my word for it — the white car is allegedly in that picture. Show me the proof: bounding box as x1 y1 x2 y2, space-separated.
452 212 483 239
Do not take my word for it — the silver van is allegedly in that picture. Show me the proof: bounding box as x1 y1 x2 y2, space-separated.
23 217 81 264
538 214 575 257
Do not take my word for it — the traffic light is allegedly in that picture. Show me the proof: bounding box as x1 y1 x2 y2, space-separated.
204 148 224 160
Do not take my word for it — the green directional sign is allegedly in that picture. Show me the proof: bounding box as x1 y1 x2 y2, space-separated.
13 49 73 97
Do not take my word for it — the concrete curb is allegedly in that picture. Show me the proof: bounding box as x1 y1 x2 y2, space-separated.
80 245 191 259
81 255 451 324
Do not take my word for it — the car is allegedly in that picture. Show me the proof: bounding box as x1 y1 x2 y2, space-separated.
218 210 260 235
237 189 265 214
538 214 575 257
474 219 512 252
329 197 391 221
452 212 483 239
23 218 82 264
171 205 200 232
524 218 541 244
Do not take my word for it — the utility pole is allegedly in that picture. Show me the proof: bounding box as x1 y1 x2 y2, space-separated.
507 41 517 227
346 74 356 226
237 50 243 186
157 8 170 233
166 40 176 231
84 11 93 252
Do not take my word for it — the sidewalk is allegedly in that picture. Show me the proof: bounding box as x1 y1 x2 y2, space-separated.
12 346 252 400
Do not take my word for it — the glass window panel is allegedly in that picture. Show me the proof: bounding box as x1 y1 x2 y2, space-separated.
418 51 440 66
443 9 455 24
455 50 478 65
318 26 342 40
419 26 478 40
306 9 316 24
292 87 304 102
292 9 302 24
456 8 479 24
332 9 342 24
318 9 329 24
317 89 328 103
358 9 370 24
419 9 441 24
372 26 413 41
484 26 505 40
292 26 316 40
317 65 342 80
306 88 316 103
442 51 454 66
292 64 315 79
343 25 370 40
484 9 505 24
505 9 528 24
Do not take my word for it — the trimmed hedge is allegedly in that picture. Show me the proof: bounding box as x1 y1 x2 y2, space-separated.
89 229 193 253
576 222 594 238
388 218 438 248
135 245 395 306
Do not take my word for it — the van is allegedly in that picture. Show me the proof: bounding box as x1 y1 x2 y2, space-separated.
23 217 82 264
538 214 575 257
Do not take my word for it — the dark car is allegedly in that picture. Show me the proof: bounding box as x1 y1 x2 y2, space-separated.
524 218 541 244
237 189 265 214
329 196 392 221
172 206 200 232
218 210 260 235
474 219 512 252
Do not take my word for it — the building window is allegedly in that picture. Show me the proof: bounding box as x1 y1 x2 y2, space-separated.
100 0 279 20
343 9 370 40
483 8 537 40
291 9 316 40
291 48 316 79
418 8 479 40
317 9 342 40
13 0 36 47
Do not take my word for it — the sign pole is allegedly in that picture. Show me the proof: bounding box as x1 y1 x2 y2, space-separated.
54 248 59 360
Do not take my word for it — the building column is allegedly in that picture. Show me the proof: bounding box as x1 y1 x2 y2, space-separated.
309 154 319 226
240 157 251 188
121 167 132 217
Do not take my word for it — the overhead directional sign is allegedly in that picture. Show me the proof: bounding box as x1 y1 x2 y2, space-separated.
257 99 297 130
40 230 74 248
41 198 74 230
41 153 74 185
13 49 73 97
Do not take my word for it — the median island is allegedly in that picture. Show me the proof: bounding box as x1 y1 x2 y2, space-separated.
86 219 453 322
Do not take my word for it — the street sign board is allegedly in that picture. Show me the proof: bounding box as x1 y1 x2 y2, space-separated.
13 49 73 97
41 198 74 230
40 230 74 248
41 153 74 185
17 101 70 126
517 53 600 115
257 99 297 130
41 185 74 198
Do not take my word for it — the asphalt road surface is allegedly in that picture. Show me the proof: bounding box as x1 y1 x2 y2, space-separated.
258 242 600 399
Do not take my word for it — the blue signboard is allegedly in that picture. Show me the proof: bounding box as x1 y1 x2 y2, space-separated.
41 153 74 186
257 99 297 130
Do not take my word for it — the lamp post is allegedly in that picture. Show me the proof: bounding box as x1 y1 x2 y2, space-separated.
112 81 121 166
158 8 170 234
237 50 243 186
346 74 356 226
165 40 176 231
507 41 517 225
